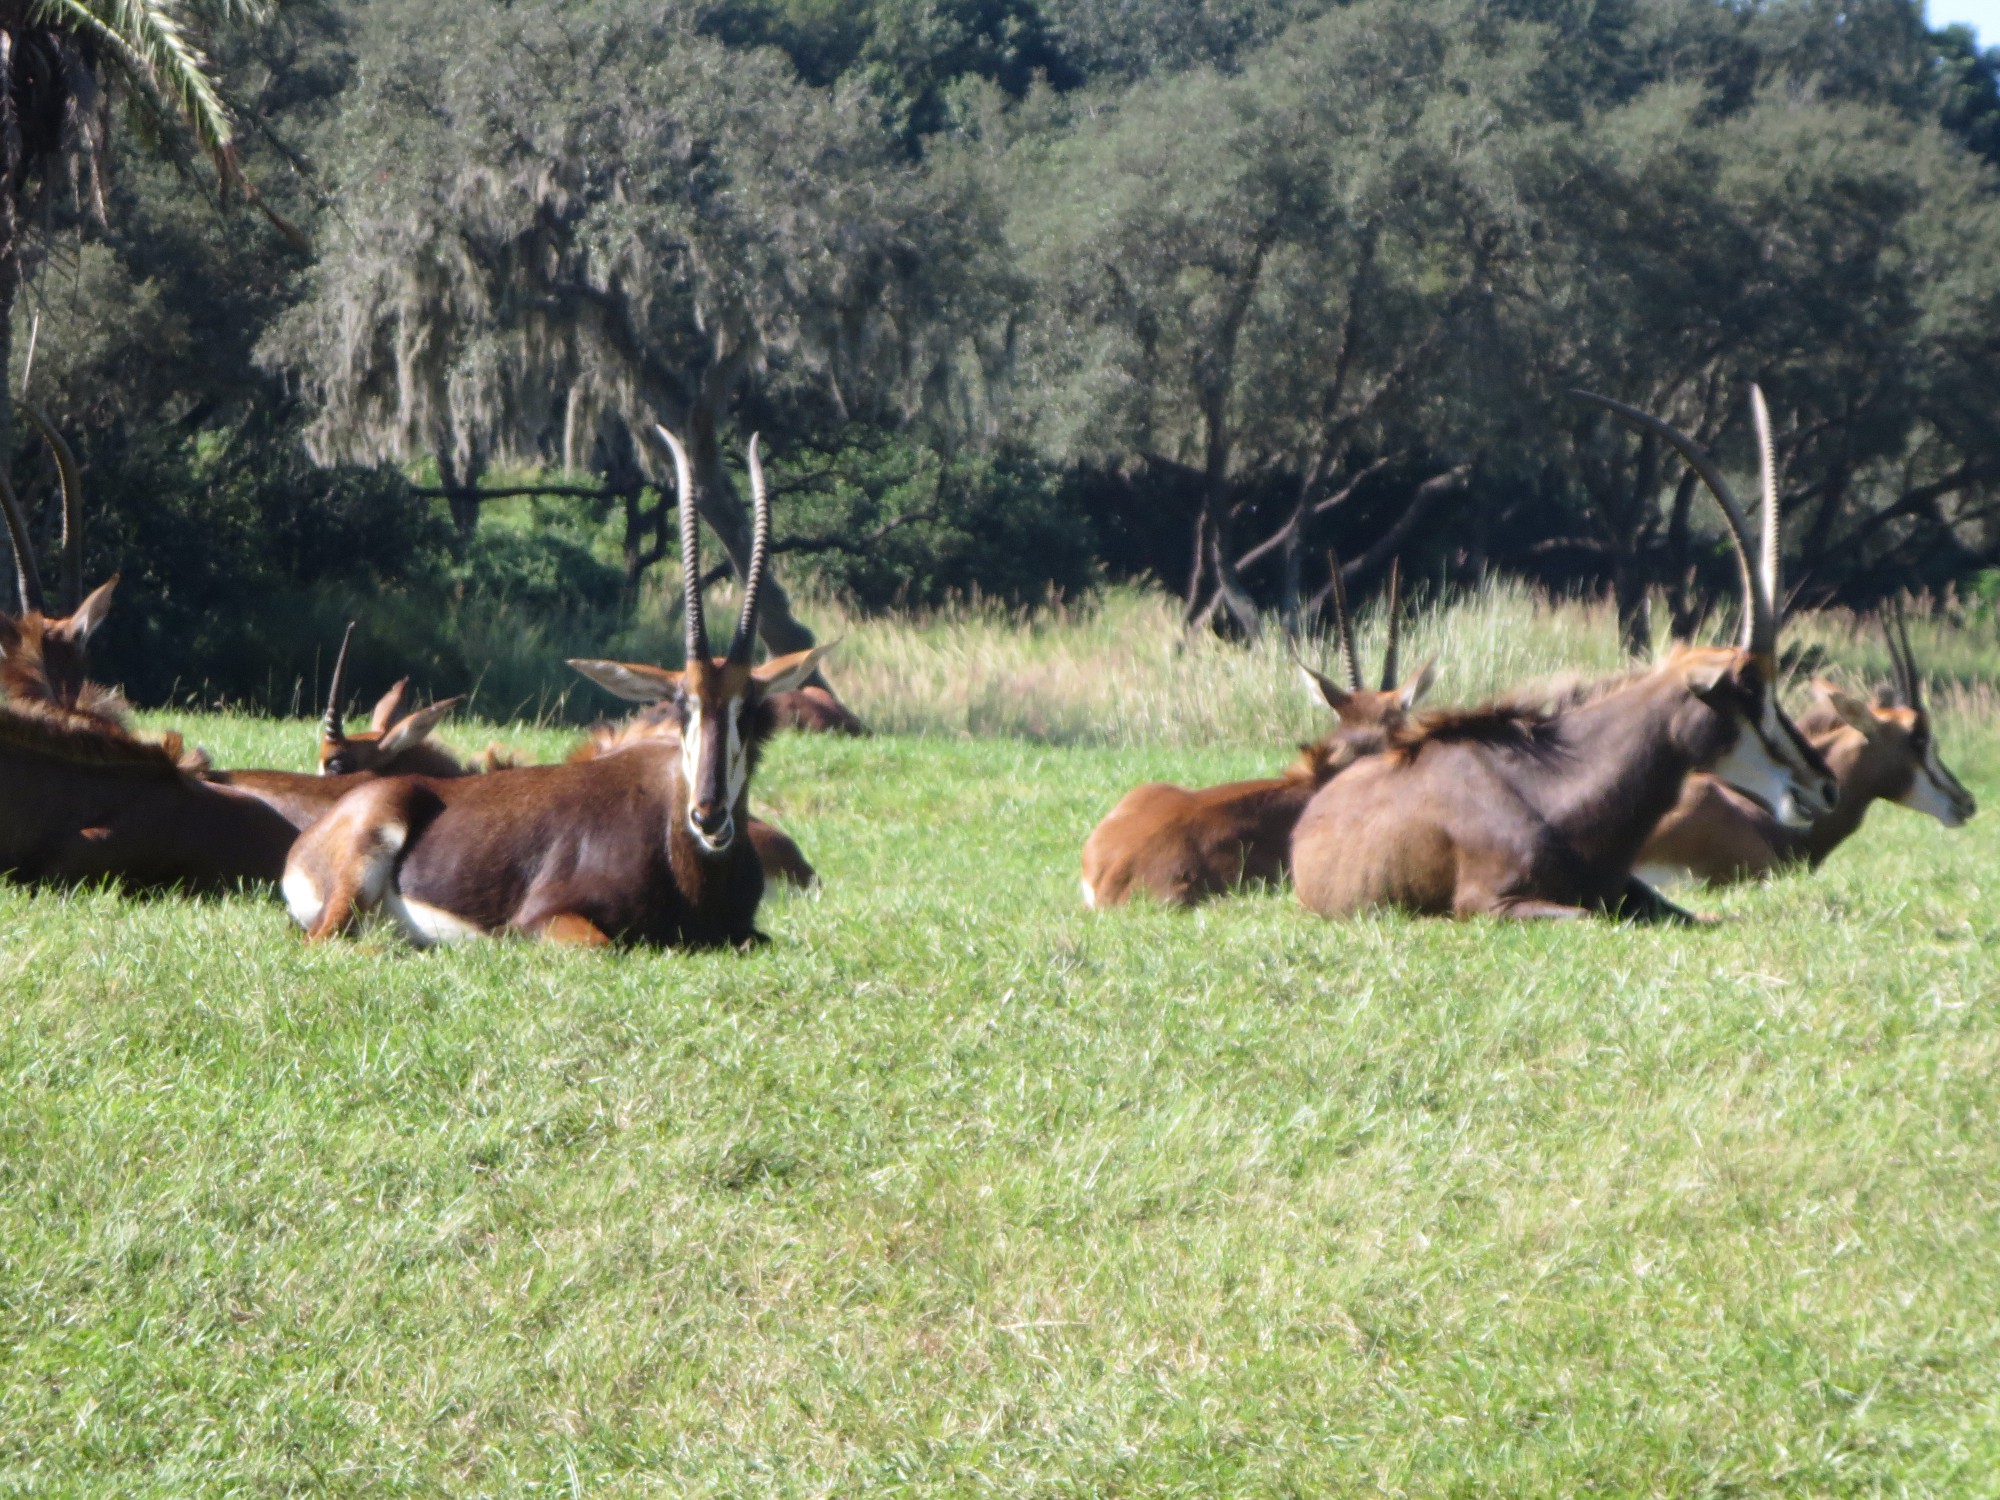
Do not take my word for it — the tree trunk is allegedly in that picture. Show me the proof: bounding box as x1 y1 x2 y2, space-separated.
0 30 19 609
435 446 485 557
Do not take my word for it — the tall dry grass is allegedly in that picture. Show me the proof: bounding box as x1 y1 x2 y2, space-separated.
786 582 2000 748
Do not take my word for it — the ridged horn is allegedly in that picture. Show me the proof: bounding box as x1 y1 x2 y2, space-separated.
17 403 82 612
655 425 704 666
1326 549 1361 692
1379 556 1402 692
1570 389 1774 660
1888 598 1923 713
321 621 355 742
0 469 42 616
727 435 771 666
1750 383 1780 627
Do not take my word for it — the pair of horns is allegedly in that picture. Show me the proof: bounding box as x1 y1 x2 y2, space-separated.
1882 598 1926 712
1570 385 1781 661
656 425 770 668
1324 550 1402 692
0 403 84 616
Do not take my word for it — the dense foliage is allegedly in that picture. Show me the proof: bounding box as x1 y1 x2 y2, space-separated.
8 0 2000 699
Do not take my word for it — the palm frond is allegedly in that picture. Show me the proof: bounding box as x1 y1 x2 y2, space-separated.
30 0 235 167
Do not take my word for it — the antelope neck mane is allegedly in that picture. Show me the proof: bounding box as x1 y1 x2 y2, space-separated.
1386 701 1561 763
0 699 196 774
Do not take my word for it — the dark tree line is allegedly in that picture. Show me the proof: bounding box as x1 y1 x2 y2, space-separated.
9 0 2000 695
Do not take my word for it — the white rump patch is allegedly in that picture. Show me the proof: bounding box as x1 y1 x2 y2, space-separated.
281 869 322 930
1080 876 1097 910
385 893 485 949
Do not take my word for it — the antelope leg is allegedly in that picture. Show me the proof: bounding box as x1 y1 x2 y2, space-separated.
1605 876 1702 926
536 912 613 947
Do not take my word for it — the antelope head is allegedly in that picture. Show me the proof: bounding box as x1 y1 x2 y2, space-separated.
1812 605 1976 828
0 403 119 715
1573 385 1837 828
570 428 830 857
317 622 465 776
1296 555 1435 727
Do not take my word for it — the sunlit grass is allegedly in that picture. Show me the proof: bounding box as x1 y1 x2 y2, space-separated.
6 586 2000 1493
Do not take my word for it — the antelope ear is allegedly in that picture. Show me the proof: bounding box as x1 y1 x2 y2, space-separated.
1396 657 1437 710
570 659 682 703
753 643 835 696
60 576 118 642
1812 678 1881 737
1684 657 1732 699
1299 662 1352 711
370 678 411 733
379 696 463 755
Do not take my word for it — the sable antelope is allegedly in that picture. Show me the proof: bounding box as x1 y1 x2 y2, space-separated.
566 712 819 890
1636 607 1975 885
769 684 868 736
314 624 472 777
0 404 121 725
282 427 830 947
0 699 297 890
1292 386 1838 922
1079 559 1433 908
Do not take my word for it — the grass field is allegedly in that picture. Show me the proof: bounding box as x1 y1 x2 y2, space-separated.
6 590 2000 1494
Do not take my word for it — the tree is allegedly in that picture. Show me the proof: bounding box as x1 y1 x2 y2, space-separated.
269 0 1002 654
1013 0 1530 637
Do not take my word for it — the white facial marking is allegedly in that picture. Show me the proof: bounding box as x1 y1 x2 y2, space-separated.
1899 744 1971 827
726 698 748 808
1709 697 1815 831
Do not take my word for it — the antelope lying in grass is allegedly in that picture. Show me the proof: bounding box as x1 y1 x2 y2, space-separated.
0 699 298 889
283 428 829 947
0 404 122 727
1080 559 1433 907
314 624 473 777
1292 386 1838 923
1636 608 1975 885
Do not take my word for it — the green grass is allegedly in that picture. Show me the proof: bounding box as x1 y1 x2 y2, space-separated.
7 595 2000 1493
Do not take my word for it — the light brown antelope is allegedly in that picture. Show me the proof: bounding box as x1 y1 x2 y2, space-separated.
1080 558 1433 908
1636 607 1975 884
768 684 868 736
0 403 121 726
282 427 830 947
1292 386 1838 922
314 623 472 777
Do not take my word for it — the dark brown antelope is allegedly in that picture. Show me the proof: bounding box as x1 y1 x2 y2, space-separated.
282 426 830 947
1080 558 1434 908
0 403 121 726
1636 607 1975 885
0 698 298 889
1292 386 1838 922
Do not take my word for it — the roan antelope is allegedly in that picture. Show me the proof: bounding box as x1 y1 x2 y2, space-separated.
1636 606 1975 885
282 427 830 947
1291 386 1838 923
0 403 121 726
1079 559 1433 908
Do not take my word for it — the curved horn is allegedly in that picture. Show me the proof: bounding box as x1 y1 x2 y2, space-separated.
727 434 771 666
17 403 81 612
1379 556 1402 692
1326 549 1361 692
655 425 704 666
321 621 355 742
1750 383 1780 628
1570 389 1774 660
0 469 42 616
1889 597 1924 713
